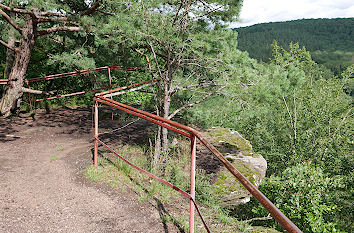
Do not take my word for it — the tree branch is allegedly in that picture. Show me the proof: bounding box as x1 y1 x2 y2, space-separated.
103 82 156 98
49 36 66 46
80 2 100 16
149 42 164 79
0 39 17 51
38 11 66 17
174 82 222 92
168 86 225 119
134 48 152 70
172 1 183 26
21 87 56 95
334 108 352 135
0 8 22 32
34 46 55 57
0 4 30 14
36 26 82 37
37 16 68 23
96 9 114 16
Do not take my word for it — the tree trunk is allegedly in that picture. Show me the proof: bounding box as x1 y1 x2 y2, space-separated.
153 79 172 169
162 81 172 152
0 16 36 117
153 125 162 167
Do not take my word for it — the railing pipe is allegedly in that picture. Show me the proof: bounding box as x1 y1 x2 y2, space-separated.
94 97 190 138
97 79 159 97
196 135 302 233
0 79 9 84
35 86 115 102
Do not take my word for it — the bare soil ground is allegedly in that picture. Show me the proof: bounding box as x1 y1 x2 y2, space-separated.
0 107 182 233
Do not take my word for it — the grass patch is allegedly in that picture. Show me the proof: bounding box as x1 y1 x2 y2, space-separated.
50 154 57 161
82 139 272 232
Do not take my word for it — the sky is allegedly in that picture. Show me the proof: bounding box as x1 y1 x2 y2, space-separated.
231 0 354 28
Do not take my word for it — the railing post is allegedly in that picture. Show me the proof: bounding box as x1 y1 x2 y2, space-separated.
94 101 98 167
190 135 197 233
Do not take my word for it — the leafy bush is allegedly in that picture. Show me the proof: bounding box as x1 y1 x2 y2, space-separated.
190 42 353 231
252 162 341 232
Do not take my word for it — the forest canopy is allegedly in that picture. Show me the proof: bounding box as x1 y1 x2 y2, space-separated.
234 18 354 74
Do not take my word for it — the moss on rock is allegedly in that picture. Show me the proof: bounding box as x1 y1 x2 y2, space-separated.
206 127 267 206
208 127 252 151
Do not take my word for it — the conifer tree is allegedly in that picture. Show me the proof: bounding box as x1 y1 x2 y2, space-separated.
0 0 105 116
96 0 242 163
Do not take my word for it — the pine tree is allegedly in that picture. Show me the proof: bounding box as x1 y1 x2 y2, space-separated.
0 0 105 116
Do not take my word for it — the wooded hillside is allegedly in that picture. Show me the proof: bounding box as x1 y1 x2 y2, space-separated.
234 18 354 74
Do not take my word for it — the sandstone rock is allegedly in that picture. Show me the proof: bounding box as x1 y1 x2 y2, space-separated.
205 127 267 206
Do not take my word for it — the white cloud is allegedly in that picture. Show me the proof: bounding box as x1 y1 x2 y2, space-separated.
231 0 354 28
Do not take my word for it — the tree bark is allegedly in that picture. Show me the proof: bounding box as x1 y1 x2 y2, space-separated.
161 80 172 152
153 125 162 167
0 4 101 117
0 16 36 117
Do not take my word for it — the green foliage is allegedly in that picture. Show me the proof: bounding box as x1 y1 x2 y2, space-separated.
252 162 340 232
93 0 244 122
234 18 354 74
190 42 353 231
50 154 57 161
341 64 354 95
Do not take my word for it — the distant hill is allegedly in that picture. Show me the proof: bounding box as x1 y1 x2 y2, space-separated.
234 18 354 74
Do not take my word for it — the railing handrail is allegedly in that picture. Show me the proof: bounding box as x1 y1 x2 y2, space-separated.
0 66 145 85
94 80 302 233
26 66 145 82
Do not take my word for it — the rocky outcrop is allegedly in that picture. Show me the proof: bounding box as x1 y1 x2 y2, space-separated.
202 127 267 206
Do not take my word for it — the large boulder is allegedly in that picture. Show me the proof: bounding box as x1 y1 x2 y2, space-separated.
202 127 267 206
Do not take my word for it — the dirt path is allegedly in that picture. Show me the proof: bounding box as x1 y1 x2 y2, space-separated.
0 107 181 233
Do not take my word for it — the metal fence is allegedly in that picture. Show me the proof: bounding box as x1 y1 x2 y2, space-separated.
93 79 302 233
1 67 302 232
0 66 144 107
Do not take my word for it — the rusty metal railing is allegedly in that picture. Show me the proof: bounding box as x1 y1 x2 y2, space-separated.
93 79 303 233
0 66 144 108
0 79 8 85
2 66 302 232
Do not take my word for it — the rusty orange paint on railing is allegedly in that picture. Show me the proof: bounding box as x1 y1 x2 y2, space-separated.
11 66 302 233
93 79 303 233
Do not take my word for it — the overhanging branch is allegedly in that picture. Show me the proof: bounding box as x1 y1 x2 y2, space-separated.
0 4 30 14
174 82 222 92
168 86 225 119
0 4 66 17
134 48 152 70
80 2 100 16
21 87 56 95
96 9 114 16
37 16 68 23
0 39 17 51
0 8 22 32
36 26 82 36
